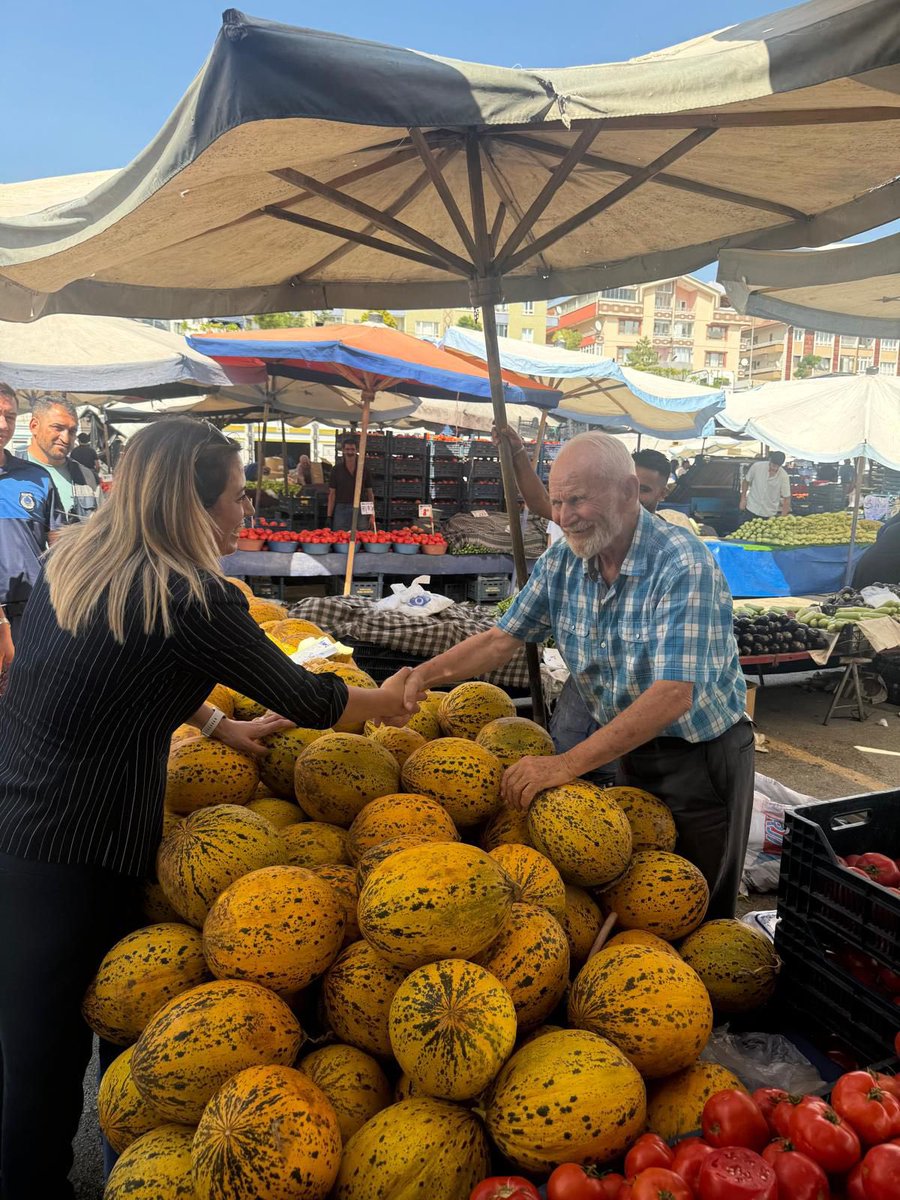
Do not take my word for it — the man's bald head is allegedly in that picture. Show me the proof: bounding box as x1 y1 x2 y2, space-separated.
549 433 640 559
555 432 637 482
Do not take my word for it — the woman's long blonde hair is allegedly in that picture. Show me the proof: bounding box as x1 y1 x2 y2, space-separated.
46 418 240 641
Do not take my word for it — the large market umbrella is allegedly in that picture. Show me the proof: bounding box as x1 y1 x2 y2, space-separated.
717 232 900 337
441 325 726 438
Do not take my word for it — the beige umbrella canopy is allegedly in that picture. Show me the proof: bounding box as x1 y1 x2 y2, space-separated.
718 232 900 337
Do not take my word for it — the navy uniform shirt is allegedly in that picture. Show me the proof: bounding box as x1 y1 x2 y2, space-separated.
0 453 62 608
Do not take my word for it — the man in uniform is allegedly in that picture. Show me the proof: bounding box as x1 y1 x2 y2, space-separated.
406 433 753 918
26 397 102 523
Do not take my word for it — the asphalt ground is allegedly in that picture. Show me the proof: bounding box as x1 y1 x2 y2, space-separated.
69 674 900 1196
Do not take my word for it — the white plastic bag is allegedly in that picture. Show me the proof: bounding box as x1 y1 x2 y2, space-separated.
701 1029 826 1095
374 575 455 618
747 773 817 857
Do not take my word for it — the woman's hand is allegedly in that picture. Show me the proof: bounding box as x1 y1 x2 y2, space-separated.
379 667 427 725
0 623 14 674
213 713 294 757
502 752 577 811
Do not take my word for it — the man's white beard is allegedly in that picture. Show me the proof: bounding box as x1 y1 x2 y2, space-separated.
564 513 624 560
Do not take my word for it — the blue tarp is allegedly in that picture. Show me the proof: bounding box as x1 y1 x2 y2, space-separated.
706 540 867 598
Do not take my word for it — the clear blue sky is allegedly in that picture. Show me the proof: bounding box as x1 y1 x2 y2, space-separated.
1 0 896 272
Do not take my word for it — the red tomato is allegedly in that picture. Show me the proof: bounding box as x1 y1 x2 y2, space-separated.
873 1074 900 1103
625 1134 674 1177
846 1164 868 1200
753 1089 790 1133
878 968 900 997
631 1169 692 1200
619 1184 633 1200
761 1140 830 1200
697 1147 777 1200
832 1072 900 1145
846 855 860 867
703 1091 771 1152
789 1103 861 1175
598 1175 625 1200
859 1143 900 1200
470 1178 542 1200
855 854 900 887
671 1140 717 1190
547 1164 607 1200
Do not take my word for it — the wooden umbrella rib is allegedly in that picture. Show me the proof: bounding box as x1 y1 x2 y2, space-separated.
491 131 811 221
499 128 716 274
489 203 507 256
269 167 473 276
408 127 479 263
480 145 554 277
262 206 468 276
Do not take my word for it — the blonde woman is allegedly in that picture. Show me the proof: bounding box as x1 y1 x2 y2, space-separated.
0 418 422 1200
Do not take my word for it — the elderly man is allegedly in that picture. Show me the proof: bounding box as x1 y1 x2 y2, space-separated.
406 432 754 917
25 397 101 522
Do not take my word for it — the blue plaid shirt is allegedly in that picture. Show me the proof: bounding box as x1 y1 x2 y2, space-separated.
498 507 746 744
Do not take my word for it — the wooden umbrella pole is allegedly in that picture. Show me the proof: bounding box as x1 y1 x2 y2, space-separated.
531 410 548 470
843 453 865 587
343 390 372 596
254 401 269 520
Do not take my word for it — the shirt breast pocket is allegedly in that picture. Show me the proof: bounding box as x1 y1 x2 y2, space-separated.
618 623 654 686
558 615 593 669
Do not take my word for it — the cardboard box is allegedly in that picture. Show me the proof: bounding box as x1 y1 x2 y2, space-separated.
309 462 325 484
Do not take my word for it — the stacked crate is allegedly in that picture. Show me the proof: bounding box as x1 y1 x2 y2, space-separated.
430 442 467 515
385 434 430 526
363 433 389 528
465 441 505 512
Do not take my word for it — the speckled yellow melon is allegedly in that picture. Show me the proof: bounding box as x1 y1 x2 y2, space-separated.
333 1098 491 1200
678 919 781 1013
264 617 327 645
567 944 713 1078
105 1124 196 1200
528 780 632 888
481 805 533 851
437 681 516 739
488 844 566 917
485 1029 646 1171
405 704 443 740
156 804 286 928
558 884 603 969
164 738 259 814
323 940 409 1059
192 1065 341 1200
401 738 503 828
394 1073 426 1101
475 716 555 768
389 958 517 1100
356 833 457 888
98 1045 168 1155
294 732 400 826
646 1061 747 1142
83 922 211 1045
423 690 449 712
171 724 197 745
231 691 267 720
203 865 345 995
258 727 325 798
358 841 516 970
141 879 181 924
282 820 351 868
604 786 677 852
314 863 360 943
601 850 709 941
205 683 235 719
363 722 427 768
130 979 303 1124
246 797 307 828
247 597 288 625
305 662 377 732
225 576 254 599
347 792 460 864
300 1044 393 1141
476 902 570 1031
606 929 681 956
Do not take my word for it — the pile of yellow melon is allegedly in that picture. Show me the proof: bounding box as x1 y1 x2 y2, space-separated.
92 583 779 1200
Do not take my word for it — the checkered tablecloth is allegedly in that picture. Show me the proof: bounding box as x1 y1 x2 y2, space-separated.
289 596 531 689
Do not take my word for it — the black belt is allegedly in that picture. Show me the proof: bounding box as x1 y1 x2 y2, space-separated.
633 717 749 755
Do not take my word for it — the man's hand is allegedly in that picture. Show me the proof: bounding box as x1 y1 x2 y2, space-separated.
214 713 294 757
380 667 427 724
492 424 525 456
502 752 577 811
403 665 430 712
738 496 747 511
0 623 14 674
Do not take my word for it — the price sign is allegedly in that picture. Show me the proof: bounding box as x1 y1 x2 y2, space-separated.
360 501 375 515
472 509 490 518
418 504 433 518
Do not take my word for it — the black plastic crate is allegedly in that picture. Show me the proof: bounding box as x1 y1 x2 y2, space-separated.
778 791 900 969
468 442 499 460
466 574 511 603
431 458 465 479
388 462 428 483
348 580 382 601
344 640 428 682
469 459 502 479
433 481 465 500
390 435 428 456
389 481 430 499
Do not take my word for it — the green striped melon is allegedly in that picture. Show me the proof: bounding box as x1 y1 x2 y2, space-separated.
164 738 259 814
475 716 555 768
314 863 360 944
437 682 516 739
389 958 517 1100
481 805 533 851
678 919 781 1013
300 1044 393 1141
97 1045 167 1155
333 1098 491 1200
567 944 713 1078
604 786 677 852
295 733 400 826
83 922 210 1045
281 820 351 868
323 941 409 1059
401 738 504 828
202 865 345 995
558 884 603 969
528 781 633 887
488 843 566 916
485 1029 646 1171
192 1065 341 1200
646 1061 747 1142
156 804 285 928
259 727 324 798
357 841 516 969
601 850 709 940
105 1124 196 1200
246 797 307 828
476 902 570 1031
130 979 302 1123
347 792 460 864
363 722 428 767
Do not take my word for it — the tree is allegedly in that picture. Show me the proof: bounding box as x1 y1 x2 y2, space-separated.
251 311 306 329
177 319 241 333
552 328 583 351
456 312 482 331
794 353 825 379
625 336 660 371
360 309 399 328
314 309 334 326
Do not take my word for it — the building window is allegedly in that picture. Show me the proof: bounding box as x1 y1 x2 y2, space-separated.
706 351 726 368
675 321 694 339
672 346 691 364
521 301 534 315
879 361 896 375
707 325 726 340
880 338 899 350
520 327 534 343
815 331 834 346
619 319 641 335
496 303 508 313
859 337 875 349
599 287 638 301
616 346 629 363
842 335 859 348
654 320 671 337
414 320 440 339
792 327 805 341
857 358 873 373
839 356 855 373
497 322 509 339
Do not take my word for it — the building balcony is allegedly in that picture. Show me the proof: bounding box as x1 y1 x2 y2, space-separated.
654 305 673 316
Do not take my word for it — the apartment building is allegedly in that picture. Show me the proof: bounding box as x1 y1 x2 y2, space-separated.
548 277 746 381
740 322 900 382
340 301 548 344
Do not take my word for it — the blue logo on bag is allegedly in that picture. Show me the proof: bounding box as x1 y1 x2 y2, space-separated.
408 595 429 607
